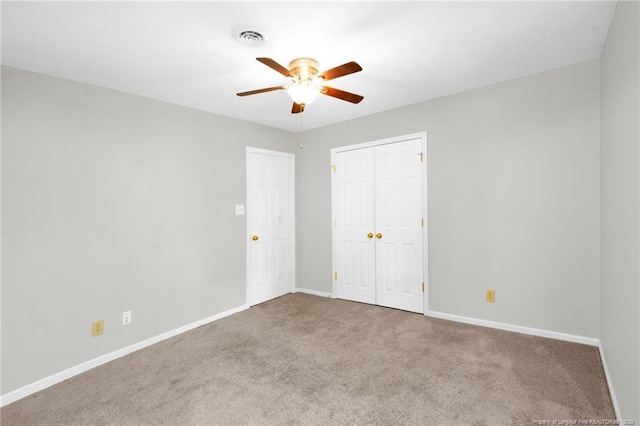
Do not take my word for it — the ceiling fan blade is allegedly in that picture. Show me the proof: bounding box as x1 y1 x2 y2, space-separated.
236 85 286 97
321 86 364 104
256 58 292 77
291 102 305 114
318 61 362 81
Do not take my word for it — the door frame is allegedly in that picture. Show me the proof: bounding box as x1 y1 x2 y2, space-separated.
330 132 429 313
246 147 296 306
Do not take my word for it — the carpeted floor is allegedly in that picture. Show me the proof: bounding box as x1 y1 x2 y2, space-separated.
1 293 614 425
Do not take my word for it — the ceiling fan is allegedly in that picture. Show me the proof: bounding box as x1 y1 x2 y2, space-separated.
236 57 364 114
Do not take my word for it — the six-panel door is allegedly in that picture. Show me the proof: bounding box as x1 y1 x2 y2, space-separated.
374 139 424 313
248 150 295 306
334 147 377 304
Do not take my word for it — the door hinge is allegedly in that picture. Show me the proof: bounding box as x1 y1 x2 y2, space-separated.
418 152 424 162
333 218 337 227
422 283 425 292
421 218 424 227
334 272 338 280
332 164 337 173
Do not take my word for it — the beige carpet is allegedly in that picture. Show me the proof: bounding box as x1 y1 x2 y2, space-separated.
1 293 614 425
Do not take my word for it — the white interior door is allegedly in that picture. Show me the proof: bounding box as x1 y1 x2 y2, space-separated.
334 148 376 304
247 148 295 306
374 139 424 313
332 136 425 313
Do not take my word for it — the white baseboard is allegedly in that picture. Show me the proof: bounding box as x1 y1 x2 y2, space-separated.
293 287 333 298
0 303 250 407
597 341 621 420
427 310 599 346
3 300 615 413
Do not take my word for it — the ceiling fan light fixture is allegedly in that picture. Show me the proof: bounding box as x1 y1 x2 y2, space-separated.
237 57 364 113
287 80 320 105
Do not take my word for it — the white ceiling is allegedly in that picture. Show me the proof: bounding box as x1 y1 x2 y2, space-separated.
1 1 616 132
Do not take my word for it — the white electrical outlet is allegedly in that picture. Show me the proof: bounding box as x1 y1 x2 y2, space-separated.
122 310 132 325
235 204 245 215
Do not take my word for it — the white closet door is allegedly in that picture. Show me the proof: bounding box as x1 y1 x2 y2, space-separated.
333 137 424 313
334 148 376 304
374 138 424 313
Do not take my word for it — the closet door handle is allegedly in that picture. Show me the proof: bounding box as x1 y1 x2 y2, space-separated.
376 233 383 239
252 235 259 241
367 232 374 239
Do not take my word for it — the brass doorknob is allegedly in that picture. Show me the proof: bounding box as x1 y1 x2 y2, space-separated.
376 233 383 239
367 232 374 239
252 235 259 241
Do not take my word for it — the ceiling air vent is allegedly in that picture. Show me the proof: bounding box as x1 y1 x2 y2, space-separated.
235 29 265 47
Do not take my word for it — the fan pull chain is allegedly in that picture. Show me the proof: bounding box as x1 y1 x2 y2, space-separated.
299 108 304 149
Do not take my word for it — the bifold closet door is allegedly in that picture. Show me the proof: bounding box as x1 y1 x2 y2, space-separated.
374 139 423 313
334 138 423 313
334 147 376 305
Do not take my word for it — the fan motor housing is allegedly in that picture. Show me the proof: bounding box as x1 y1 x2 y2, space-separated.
289 58 319 80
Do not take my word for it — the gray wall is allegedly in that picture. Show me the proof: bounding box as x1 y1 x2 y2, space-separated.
1 66 296 394
3 46 630 411
600 1 640 420
297 60 601 339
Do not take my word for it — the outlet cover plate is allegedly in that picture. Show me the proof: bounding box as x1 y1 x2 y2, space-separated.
92 320 104 336
122 311 132 325
486 290 495 303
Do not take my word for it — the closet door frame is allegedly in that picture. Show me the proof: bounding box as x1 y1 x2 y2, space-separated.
330 132 429 314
